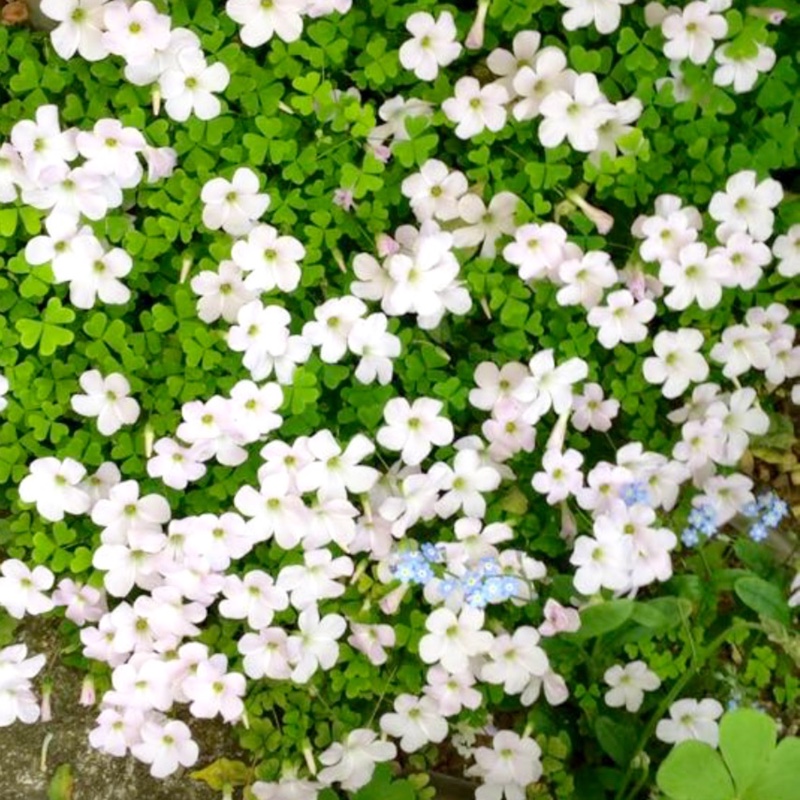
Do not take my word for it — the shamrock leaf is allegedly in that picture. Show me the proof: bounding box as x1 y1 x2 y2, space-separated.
657 710 800 800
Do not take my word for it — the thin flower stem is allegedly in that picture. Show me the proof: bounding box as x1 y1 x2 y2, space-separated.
615 620 761 800
367 663 399 728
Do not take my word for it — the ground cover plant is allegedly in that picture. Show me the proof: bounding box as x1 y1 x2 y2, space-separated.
0 0 799 798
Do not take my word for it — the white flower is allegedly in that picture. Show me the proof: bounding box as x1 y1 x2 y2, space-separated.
418 606 492 674
399 11 462 81
532 448 584 504
191 260 256 324
708 170 783 242
102 0 171 66
442 77 508 140
714 43 776 93
512 47 575 121
571 383 619 432
774 224 800 277
503 222 568 281
571 522 633 595
706 388 769 464
423 666 482 716
228 300 311 383
0 560 55 619
401 159 468 222
251 779 321 800
480 627 549 694
453 192 519 259
18 457 91 522
662 2 728 65
380 694 448 753
347 624 395 666
131 719 199 778
656 698 724 747
226 0 306 46
160 50 230 122
286 606 346 683
560 0 635 34
60 240 132 309
200 168 270 236
466 731 543 800
587 289 656 348
233 224 306 293
659 242 728 310
303 296 366 363
376 397 454 466
556 250 618 310
604 661 661 712
433 449 502 518
71 370 140 436
720 232 770 290
539 73 615 152
42 0 109 62
347 313 402 386
709 323 771 379
469 361 531 411
317 729 397 791
515 349 589 422
487 30 543 97
643 328 709 399
147 439 207 490
0 374 8 413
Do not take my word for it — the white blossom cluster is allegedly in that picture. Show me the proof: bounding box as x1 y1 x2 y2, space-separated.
0 644 47 727
435 28 643 158
0 104 175 309
41 0 230 122
225 0 352 48
646 0 780 94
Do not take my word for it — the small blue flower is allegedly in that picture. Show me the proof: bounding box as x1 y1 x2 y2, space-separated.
439 577 459 597
620 481 650 507
741 501 760 518
681 527 700 547
478 556 502 576
748 521 769 543
465 586 488 608
420 542 445 563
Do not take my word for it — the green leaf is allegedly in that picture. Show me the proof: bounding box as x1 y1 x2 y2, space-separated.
595 716 637 766
745 738 800 800
47 764 74 800
719 709 776 796
15 318 42 350
570 600 634 640
657 741 734 800
0 207 18 237
735 576 791 625
190 758 249 790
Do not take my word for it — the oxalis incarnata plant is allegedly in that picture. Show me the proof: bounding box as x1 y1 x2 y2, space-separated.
0 0 799 799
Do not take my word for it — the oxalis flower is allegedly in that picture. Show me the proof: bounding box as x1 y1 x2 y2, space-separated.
18 457 91 522
399 11 462 81
71 370 141 436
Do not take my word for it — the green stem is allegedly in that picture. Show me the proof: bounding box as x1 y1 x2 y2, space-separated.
614 620 759 800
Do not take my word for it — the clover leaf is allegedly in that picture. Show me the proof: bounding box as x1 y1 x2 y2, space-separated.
657 709 800 800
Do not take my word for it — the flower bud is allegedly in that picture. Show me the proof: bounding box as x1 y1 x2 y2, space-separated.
466 0 490 49
747 6 786 23
144 423 155 458
79 675 96 707
151 87 161 116
376 233 400 257
179 256 192 284
379 583 409 615
40 681 52 722
302 740 317 776
566 190 614 235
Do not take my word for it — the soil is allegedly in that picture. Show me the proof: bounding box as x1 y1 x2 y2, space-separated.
0 619 240 800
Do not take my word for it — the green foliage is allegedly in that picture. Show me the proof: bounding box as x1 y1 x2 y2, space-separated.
657 709 800 800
